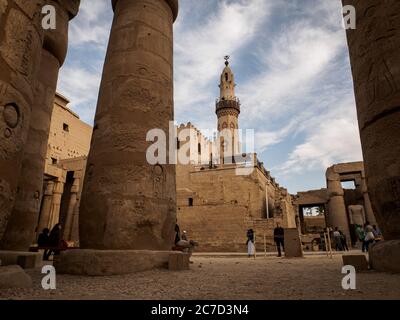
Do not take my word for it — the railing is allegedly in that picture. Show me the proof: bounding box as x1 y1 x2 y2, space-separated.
215 97 241 113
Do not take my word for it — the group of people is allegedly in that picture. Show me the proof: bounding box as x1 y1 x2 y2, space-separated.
355 222 382 252
246 223 285 258
332 227 349 251
37 223 65 260
332 221 382 252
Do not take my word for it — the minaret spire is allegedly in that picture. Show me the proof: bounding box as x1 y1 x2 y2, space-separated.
216 56 241 161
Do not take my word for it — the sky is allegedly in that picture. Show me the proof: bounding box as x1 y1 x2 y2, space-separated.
57 0 363 194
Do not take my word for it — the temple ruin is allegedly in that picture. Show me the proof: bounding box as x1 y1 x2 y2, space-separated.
0 0 399 285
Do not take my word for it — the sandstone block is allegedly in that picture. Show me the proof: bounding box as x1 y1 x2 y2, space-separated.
54 249 172 276
284 228 303 258
168 252 189 271
0 265 32 289
0 251 41 269
369 240 400 273
342 255 369 271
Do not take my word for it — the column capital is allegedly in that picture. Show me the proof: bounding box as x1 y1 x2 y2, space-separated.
55 0 81 19
112 0 178 22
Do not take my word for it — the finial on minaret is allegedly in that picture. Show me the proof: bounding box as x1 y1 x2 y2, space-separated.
224 55 230 66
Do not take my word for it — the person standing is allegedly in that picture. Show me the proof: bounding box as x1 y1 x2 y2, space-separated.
246 229 255 258
273 223 285 257
339 230 349 251
333 227 343 251
363 221 375 252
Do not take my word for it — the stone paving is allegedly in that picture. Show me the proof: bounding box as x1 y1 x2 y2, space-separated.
1 255 400 300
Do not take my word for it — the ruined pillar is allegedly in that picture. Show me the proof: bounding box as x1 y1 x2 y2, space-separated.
0 1 46 240
326 166 351 243
36 181 54 234
342 0 400 272
56 0 179 275
63 176 80 241
0 0 80 251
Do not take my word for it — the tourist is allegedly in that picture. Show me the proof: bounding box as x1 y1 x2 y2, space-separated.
333 227 342 251
47 223 62 260
356 224 365 245
373 225 383 242
37 228 50 261
363 221 375 252
175 223 196 257
273 223 284 257
246 229 255 258
339 230 349 251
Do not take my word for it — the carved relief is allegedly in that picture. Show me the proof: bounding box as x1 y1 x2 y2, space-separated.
152 164 166 198
0 178 14 239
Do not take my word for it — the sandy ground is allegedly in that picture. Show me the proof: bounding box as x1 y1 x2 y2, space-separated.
1 255 400 300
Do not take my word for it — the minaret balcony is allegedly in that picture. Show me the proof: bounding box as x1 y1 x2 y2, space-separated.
215 97 241 114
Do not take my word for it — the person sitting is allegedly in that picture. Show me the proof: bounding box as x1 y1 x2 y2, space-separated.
174 223 197 258
46 223 62 260
37 228 50 261
373 225 383 242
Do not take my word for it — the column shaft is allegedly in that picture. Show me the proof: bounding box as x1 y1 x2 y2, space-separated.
0 1 80 250
0 0 45 239
79 0 178 250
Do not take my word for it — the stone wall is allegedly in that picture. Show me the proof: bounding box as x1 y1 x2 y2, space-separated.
176 150 297 252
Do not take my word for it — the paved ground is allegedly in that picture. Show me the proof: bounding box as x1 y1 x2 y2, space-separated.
1 255 400 300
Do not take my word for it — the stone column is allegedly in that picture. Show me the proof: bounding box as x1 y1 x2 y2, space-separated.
0 0 80 251
37 181 54 234
63 177 80 241
326 166 351 242
0 1 46 240
48 180 64 229
79 0 178 250
56 0 180 276
361 178 377 226
343 0 400 272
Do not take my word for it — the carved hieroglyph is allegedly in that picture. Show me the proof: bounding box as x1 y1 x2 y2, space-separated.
0 1 44 239
343 0 400 239
0 1 80 251
79 0 179 250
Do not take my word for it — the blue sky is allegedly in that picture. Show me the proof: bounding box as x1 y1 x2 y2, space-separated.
57 0 363 194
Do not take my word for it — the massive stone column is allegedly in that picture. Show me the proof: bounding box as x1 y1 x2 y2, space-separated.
54 0 179 275
48 180 64 228
326 166 351 243
0 1 80 250
343 0 400 272
36 181 54 234
78 0 178 252
0 0 46 240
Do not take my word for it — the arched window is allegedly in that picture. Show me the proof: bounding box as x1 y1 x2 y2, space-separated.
225 73 228 81
198 143 201 154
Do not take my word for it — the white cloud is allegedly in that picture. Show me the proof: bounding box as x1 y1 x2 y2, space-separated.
68 0 111 47
275 95 363 176
174 0 274 124
57 67 102 122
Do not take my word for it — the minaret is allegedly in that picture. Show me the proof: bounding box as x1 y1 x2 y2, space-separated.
216 56 241 162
